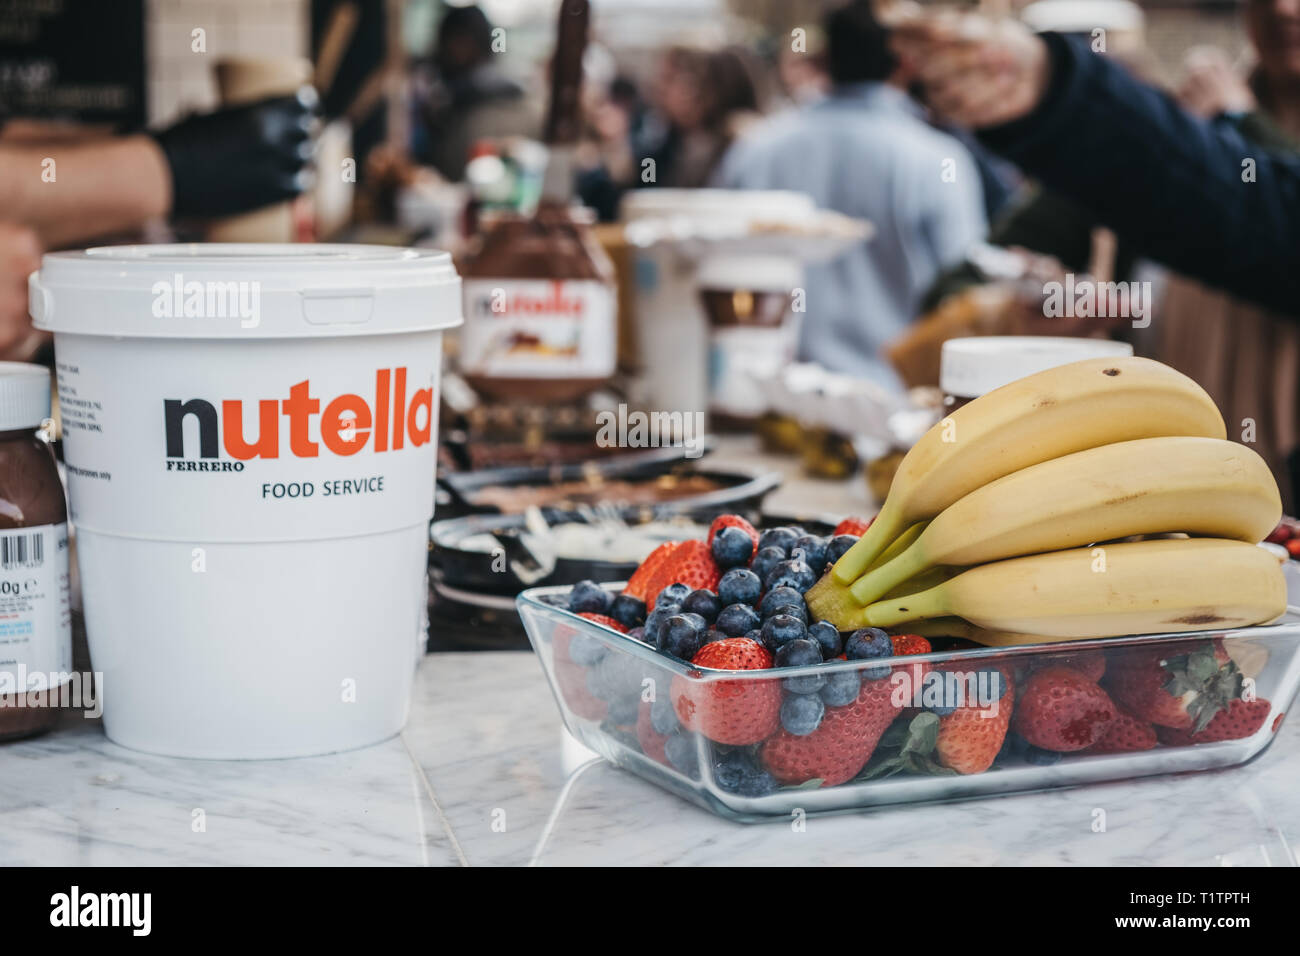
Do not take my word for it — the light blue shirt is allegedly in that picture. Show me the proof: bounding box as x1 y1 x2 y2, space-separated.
716 83 987 391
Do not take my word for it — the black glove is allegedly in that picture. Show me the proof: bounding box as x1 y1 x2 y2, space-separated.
153 88 318 218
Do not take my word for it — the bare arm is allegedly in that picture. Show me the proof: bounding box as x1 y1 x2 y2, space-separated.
0 135 171 247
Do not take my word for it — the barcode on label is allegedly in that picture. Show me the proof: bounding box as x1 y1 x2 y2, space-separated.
1 532 43 569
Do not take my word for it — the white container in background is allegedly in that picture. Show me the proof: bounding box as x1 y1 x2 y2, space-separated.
30 244 462 758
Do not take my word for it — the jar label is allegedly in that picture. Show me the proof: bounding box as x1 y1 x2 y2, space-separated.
0 522 72 690
460 279 616 379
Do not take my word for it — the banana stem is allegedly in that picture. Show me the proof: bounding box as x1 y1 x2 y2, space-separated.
862 582 949 628
832 503 906 583
849 540 930 605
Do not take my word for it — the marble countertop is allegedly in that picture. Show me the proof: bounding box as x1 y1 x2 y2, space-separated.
3 650 1297 866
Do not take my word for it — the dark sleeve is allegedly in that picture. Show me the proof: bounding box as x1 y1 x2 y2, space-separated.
979 32 1300 316
1232 111 1300 153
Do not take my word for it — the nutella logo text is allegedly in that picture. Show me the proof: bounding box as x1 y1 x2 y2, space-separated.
472 281 588 318
164 368 432 464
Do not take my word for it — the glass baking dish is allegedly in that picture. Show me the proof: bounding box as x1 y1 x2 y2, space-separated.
517 583 1300 823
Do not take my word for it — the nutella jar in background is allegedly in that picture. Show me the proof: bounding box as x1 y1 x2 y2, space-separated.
458 204 617 402
940 336 1135 412
0 363 70 742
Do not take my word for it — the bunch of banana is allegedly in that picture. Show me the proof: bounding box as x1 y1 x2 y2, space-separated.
805 356 1288 639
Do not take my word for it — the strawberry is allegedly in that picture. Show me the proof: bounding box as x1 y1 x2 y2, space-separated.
636 698 671 765
762 674 904 786
890 634 931 656
1033 648 1105 683
1013 666 1116 752
671 638 779 745
1104 639 1242 731
578 612 628 634
553 660 608 721
1287 539 1300 560
833 516 873 537
645 539 720 606
623 541 681 602
707 514 759 550
934 665 1016 774
1080 706 1157 754
1156 698 1272 745
864 663 1015 777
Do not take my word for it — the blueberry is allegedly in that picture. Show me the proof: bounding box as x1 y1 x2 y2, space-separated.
610 593 647 629
651 692 679 735
658 613 706 660
760 613 807 653
711 526 755 569
664 731 699 776
568 634 607 667
702 628 727 644
765 558 817 594
569 579 612 614
780 694 825 736
775 638 826 694
760 586 805 618
926 674 959 717
680 588 722 623
819 668 861 706
715 602 761 637
770 603 808 625
744 629 763 643
587 652 637 699
627 626 647 644
845 627 893 679
792 535 829 575
656 583 691 607
718 567 762 607
977 667 1010 703
807 620 843 660
1000 732 1030 760
1024 745 1062 766
757 526 799 555
643 605 681 646
750 546 787 584
713 749 778 796
825 534 858 566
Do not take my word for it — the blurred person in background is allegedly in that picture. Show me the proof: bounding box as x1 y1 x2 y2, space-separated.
716 0 987 390
1153 3 1300 512
641 45 764 188
0 92 314 360
893 6 1300 506
411 3 541 181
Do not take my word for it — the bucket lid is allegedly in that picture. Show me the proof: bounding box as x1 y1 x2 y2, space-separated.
31 243 462 340
940 336 1134 398
0 362 51 430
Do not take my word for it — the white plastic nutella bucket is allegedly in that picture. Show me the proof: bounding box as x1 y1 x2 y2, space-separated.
30 244 461 758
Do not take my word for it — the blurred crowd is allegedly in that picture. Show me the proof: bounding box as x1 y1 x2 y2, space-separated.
1 0 1299 501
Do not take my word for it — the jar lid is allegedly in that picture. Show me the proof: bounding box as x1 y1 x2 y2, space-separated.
940 336 1134 398
0 362 51 430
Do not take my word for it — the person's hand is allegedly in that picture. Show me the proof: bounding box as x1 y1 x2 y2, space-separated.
0 223 41 358
152 88 318 218
1178 46 1255 117
890 13 1052 128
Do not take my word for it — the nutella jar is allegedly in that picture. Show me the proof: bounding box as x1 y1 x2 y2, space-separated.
459 204 617 402
0 363 71 742
940 336 1134 410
